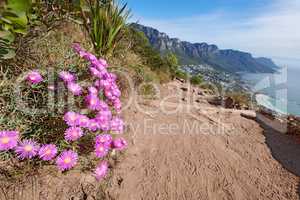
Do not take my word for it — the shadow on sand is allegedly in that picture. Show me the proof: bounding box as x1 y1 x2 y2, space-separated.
256 113 300 197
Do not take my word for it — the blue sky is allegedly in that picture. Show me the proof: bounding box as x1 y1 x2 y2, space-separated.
125 0 300 68
127 0 272 19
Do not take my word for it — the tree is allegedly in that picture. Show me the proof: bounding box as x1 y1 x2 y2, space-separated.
190 74 203 85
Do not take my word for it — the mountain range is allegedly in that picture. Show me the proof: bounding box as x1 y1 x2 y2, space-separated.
131 23 279 73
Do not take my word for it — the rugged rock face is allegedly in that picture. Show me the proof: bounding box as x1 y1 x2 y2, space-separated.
131 23 279 73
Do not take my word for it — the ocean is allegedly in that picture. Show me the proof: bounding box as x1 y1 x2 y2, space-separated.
241 66 300 116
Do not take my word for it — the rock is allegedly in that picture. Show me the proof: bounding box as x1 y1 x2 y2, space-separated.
207 96 222 106
224 97 234 109
180 87 188 92
240 111 256 120
175 77 185 83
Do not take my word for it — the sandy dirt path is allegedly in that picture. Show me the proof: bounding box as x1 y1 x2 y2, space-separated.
107 83 299 200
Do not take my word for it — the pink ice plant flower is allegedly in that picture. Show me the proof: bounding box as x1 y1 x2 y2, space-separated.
88 119 100 132
112 138 127 151
99 120 111 132
0 131 19 151
94 161 109 181
112 99 122 113
94 143 109 158
38 144 57 161
76 114 90 128
96 110 112 122
83 52 98 62
64 111 79 127
98 58 108 68
110 117 124 133
59 71 75 83
85 94 101 111
64 127 84 142
56 150 78 171
89 67 102 78
26 71 43 85
15 139 39 159
67 82 82 96
88 86 98 95
95 134 112 147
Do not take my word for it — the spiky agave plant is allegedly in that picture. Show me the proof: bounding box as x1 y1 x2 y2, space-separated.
80 0 130 57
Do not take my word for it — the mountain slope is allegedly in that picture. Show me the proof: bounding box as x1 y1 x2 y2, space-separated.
131 23 279 73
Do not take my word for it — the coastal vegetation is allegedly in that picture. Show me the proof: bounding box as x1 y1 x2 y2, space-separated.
0 0 187 181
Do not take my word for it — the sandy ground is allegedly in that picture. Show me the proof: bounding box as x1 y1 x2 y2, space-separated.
1 81 299 200
106 82 299 200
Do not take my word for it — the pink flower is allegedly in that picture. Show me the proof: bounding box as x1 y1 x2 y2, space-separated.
83 52 98 62
95 134 112 147
76 114 90 128
38 144 57 161
96 110 112 122
59 71 75 83
64 127 84 142
89 67 102 78
94 143 109 158
98 79 112 90
64 111 79 127
99 120 111 131
88 119 100 132
26 71 43 85
112 138 127 151
88 86 98 95
110 117 124 133
91 60 105 71
94 161 109 181
98 59 108 68
98 101 110 111
85 94 101 111
67 82 82 96
15 139 39 159
113 99 122 112
56 150 78 171
0 131 19 151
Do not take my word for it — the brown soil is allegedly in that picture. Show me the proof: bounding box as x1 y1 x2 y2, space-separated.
1 81 299 200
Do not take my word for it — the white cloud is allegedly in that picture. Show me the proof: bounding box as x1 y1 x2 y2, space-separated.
134 0 300 67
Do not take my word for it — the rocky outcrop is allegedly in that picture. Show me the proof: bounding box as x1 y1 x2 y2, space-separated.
131 23 279 73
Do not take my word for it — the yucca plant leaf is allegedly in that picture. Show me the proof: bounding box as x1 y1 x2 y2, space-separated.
0 30 15 43
7 0 31 12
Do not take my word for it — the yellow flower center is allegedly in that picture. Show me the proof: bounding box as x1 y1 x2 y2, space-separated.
70 115 76 121
98 146 104 152
72 130 78 137
45 149 51 155
90 99 96 105
24 145 33 152
1 137 10 144
64 157 71 164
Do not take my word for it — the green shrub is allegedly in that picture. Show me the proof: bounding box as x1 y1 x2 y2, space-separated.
175 70 188 80
0 0 32 59
190 74 203 85
138 83 156 98
80 0 130 57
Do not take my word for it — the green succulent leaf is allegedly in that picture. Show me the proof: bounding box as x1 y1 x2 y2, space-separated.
6 0 31 13
0 30 15 43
